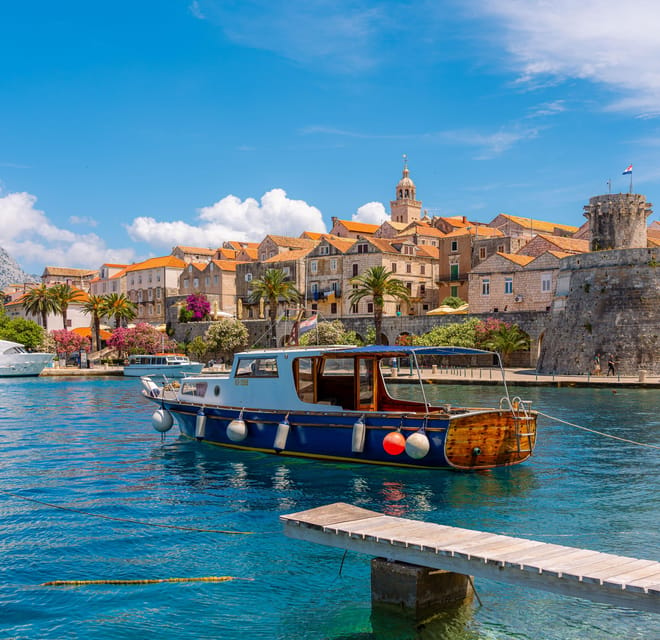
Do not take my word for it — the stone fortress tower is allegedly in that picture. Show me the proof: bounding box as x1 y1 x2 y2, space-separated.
537 193 659 375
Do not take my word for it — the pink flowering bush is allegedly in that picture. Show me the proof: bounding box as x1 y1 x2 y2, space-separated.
185 294 211 321
108 323 177 355
51 329 90 356
474 317 510 348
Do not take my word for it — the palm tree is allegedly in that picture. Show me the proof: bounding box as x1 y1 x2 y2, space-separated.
481 324 530 367
50 283 85 329
102 293 137 329
22 283 59 329
82 294 106 352
248 268 301 347
349 266 409 345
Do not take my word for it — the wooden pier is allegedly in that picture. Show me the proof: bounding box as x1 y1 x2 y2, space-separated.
281 503 660 614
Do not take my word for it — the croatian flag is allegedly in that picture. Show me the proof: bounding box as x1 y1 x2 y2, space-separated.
298 314 318 335
622 164 633 175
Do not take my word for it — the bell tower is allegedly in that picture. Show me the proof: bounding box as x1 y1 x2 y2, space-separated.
390 155 422 224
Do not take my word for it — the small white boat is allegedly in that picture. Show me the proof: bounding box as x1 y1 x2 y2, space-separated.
0 339 54 377
123 353 204 378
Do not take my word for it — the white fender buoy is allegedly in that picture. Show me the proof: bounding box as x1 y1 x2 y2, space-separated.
227 417 247 442
405 431 430 459
351 416 366 453
195 408 207 439
273 419 290 451
152 408 174 433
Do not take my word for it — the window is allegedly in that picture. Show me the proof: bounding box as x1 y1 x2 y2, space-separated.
406 282 412 292
260 253 267 261
214 275 219 285
505 277 513 294
497 244 505 253
420 265 425 275
351 303 359 313
406 263 412 273
235 357 279 378
542 273 552 292
451 240 458 252
330 259 337 272
311 283 318 294
282 266 290 277
156 287 161 299
479 247 487 260
420 284 426 296
391 263 397 273
330 302 337 314
352 263 358 277
357 243 368 254
319 245 329 255
310 261 318 273
311 303 318 310
450 285 458 297
482 278 490 296
193 278 199 288
148 303 153 315
450 264 459 281
205 276 210 286
183 278 189 289
245 273 253 282
138 291 143 302
148 289 153 301
367 302 373 313
157 303 162 314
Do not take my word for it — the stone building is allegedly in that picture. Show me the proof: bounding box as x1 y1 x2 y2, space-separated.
178 259 239 317
89 263 128 297
488 213 578 239
41 266 98 291
171 245 216 264
583 193 652 251
329 218 380 239
517 234 590 257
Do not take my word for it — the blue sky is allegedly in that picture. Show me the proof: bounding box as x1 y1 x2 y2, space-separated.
1 0 659 273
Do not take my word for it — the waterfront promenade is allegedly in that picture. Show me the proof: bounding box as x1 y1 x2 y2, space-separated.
40 363 660 387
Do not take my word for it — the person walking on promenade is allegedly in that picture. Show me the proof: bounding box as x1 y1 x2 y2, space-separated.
607 355 616 376
593 353 601 375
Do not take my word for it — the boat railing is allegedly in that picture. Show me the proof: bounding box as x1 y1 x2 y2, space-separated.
500 395 536 453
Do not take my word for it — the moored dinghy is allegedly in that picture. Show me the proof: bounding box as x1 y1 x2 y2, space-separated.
140 345 538 470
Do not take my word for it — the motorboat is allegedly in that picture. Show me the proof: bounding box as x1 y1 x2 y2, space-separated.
140 345 538 470
124 353 204 378
0 339 54 377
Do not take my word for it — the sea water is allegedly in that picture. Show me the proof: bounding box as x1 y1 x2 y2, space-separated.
0 377 657 639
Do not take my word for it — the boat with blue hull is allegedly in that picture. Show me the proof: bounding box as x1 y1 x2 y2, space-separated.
141 345 538 470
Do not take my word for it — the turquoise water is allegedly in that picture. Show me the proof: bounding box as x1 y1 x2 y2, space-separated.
0 377 658 639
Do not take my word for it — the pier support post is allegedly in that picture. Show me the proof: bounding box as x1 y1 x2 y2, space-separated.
371 558 473 620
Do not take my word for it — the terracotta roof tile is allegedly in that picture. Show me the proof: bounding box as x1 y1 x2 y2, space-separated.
498 214 579 234
497 252 535 266
334 219 380 233
126 256 186 271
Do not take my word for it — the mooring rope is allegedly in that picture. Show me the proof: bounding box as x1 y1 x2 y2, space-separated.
0 488 255 535
41 576 250 586
536 410 660 450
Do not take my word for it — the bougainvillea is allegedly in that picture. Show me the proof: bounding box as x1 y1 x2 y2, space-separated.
50 329 90 356
108 323 177 355
185 294 211 321
474 317 510 348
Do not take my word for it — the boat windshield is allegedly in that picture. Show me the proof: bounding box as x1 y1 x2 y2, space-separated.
235 357 279 378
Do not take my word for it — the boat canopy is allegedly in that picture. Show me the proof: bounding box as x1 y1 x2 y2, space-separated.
330 345 495 358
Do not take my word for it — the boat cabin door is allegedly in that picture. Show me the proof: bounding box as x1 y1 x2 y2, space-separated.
356 357 377 412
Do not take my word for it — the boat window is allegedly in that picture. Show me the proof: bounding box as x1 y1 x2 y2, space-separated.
321 358 354 376
358 359 374 408
4 346 25 355
181 381 208 397
294 358 315 403
235 357 279 378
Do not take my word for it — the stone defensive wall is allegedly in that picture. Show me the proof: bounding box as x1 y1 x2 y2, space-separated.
537 247 659 375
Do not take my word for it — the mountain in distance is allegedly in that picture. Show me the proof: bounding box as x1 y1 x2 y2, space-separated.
0 246 38 290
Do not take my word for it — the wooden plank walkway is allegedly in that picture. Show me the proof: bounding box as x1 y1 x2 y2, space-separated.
281 503 660 614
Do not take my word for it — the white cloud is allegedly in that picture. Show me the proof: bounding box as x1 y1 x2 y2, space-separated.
126 188 327 248
477 0 660 114
0 191 135 272
352 201 389 225
69 215 98 227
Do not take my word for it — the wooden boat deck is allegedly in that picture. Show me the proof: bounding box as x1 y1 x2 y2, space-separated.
281 503 660 614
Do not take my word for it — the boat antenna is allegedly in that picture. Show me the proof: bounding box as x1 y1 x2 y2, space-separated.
411 350 430 413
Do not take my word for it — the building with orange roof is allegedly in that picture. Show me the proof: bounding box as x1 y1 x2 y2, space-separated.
488 213 579 239
517 233 590 257
304 236 356 319
257 235 318 262
390 157 422 224
6 287 91 331
125 255 186 325
175 259 241 319
329 218 380 239
41 266 98 291
172 245 217 264
89 263 129 297
467 250 569 313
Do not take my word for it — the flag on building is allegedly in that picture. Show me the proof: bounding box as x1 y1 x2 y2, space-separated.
622 164 633 175
298 314 318 335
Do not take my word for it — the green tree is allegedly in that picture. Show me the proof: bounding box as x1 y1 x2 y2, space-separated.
299 320 359 346
0 308 45 349
248 268 301 347
480 324 530 366
102 293 137 329
22 283 59 329
441 296 467 309
414 318 480 348
82 294 106 352
50 284 84 329
204 318 249 364
348 266 409 345
187 335 209 363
